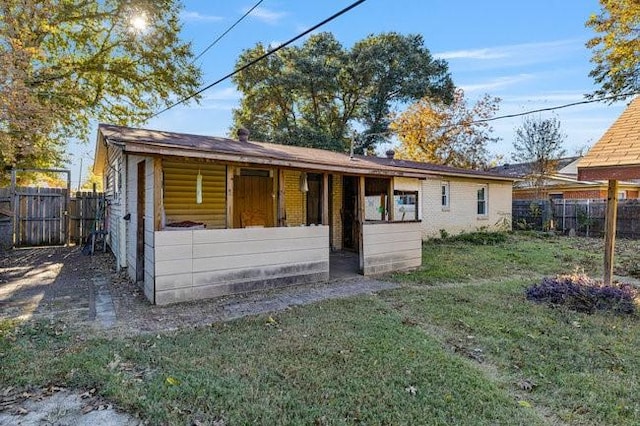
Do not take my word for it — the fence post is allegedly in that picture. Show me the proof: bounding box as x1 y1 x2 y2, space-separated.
562 199 566 232
586 199 590 238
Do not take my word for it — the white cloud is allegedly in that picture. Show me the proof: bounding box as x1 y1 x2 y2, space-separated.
181 11 224 22
436 39 584 69
460 74 534 93
248 6 287 25
437 48 507 60
202 87 241 102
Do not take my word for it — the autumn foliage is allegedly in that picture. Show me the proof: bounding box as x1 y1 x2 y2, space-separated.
390 89 501 169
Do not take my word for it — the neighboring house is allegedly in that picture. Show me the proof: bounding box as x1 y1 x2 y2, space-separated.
491 157 640 200
577 96 640 284
93 124 513 304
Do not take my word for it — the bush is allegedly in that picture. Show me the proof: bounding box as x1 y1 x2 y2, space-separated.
448 231 508 245
526 274 638 314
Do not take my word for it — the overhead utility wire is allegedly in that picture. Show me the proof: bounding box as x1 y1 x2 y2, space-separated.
464 91 640 126
191 0 264 63
149 0 367 120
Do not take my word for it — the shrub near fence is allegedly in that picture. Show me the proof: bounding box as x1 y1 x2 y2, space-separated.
513 199 640 239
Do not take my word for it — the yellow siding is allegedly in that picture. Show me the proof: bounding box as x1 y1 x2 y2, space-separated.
163 160 226 229
284 170 306 226
331 174 343 250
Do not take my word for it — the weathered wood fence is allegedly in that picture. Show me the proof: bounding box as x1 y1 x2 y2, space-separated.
513 199 640 239
0 187 104 249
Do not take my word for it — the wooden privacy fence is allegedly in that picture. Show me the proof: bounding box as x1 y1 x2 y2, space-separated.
513 199 640 239
0 187 105 248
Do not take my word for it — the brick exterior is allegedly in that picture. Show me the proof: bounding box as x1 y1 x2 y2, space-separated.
512 188 640 200
331 174 343 250
284 170 306 226
421 178 512 238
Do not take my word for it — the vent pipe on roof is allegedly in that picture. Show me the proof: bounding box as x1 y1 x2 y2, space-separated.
385 149 395 159
237 127 250 142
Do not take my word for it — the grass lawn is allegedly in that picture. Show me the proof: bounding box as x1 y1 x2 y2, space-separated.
1 232 638 425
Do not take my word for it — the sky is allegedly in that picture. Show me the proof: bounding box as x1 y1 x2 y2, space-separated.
69 0 631 189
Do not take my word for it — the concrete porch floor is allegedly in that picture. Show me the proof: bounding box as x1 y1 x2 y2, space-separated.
329 250 360 280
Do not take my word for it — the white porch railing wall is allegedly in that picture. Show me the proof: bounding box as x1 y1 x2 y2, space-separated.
362 222 422 275
153 226 329 305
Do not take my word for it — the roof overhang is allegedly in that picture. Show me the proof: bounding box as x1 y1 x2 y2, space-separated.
114 139 429 179
578 165 640 181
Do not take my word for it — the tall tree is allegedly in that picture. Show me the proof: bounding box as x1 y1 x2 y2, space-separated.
390 89 501 169
586 0 640 99
511 115 567 192
0 0 201 182
231 32 454 153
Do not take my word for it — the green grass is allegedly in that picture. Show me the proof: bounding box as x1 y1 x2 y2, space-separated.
381 281 640 425
392 233 602 284
1 299 540 425
1 232 638 425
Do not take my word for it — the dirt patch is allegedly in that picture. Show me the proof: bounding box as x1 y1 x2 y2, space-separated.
0 386 141 426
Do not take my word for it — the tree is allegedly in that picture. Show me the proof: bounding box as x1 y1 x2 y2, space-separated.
231 32 454 153
0 0 201 182
390 89 501 169
586 0 640 99
511 115 567 193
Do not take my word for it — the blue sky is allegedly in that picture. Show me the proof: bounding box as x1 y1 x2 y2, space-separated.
71 0 629 187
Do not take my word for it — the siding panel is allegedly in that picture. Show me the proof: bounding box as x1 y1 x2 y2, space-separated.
153 226 330 305
362 222 422 275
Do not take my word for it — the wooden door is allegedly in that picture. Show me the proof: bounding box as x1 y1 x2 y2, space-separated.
306 173 322 225
233 174 274 228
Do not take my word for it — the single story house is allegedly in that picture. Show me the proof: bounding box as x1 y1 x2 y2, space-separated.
491 157 640 200
93 124 513 304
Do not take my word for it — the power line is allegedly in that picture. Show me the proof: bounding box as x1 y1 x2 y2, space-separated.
467 91 639 126
191 0 264 64
149 0 367 120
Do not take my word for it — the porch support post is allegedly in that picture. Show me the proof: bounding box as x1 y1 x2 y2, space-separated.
603 179 618 285
358 175 365 272
322 173 329 225
278 168 286 227
387 177 394 221
153 158 163 231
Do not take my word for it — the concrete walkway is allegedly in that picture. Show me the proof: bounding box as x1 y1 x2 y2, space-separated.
221 278 399 321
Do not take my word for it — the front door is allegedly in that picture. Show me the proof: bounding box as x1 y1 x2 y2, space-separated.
233 171 274 228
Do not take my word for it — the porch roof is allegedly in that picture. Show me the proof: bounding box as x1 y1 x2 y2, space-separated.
95 124 428 178
94 124 514 181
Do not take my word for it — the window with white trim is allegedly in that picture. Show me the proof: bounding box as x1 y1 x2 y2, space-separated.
441 181 450 209
477 185 487 216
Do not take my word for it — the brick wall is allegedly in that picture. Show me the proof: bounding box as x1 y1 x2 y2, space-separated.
421 178 512 238
331 174 343 250
563 189 607 199
284 170 306 226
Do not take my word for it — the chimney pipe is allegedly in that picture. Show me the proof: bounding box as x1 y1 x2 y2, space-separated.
237 127 250 142
385 149 395 159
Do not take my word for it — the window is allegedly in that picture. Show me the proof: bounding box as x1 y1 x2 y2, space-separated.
441 181 450 209
618 191 627 200
394 190 418 221
477 185 487 216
